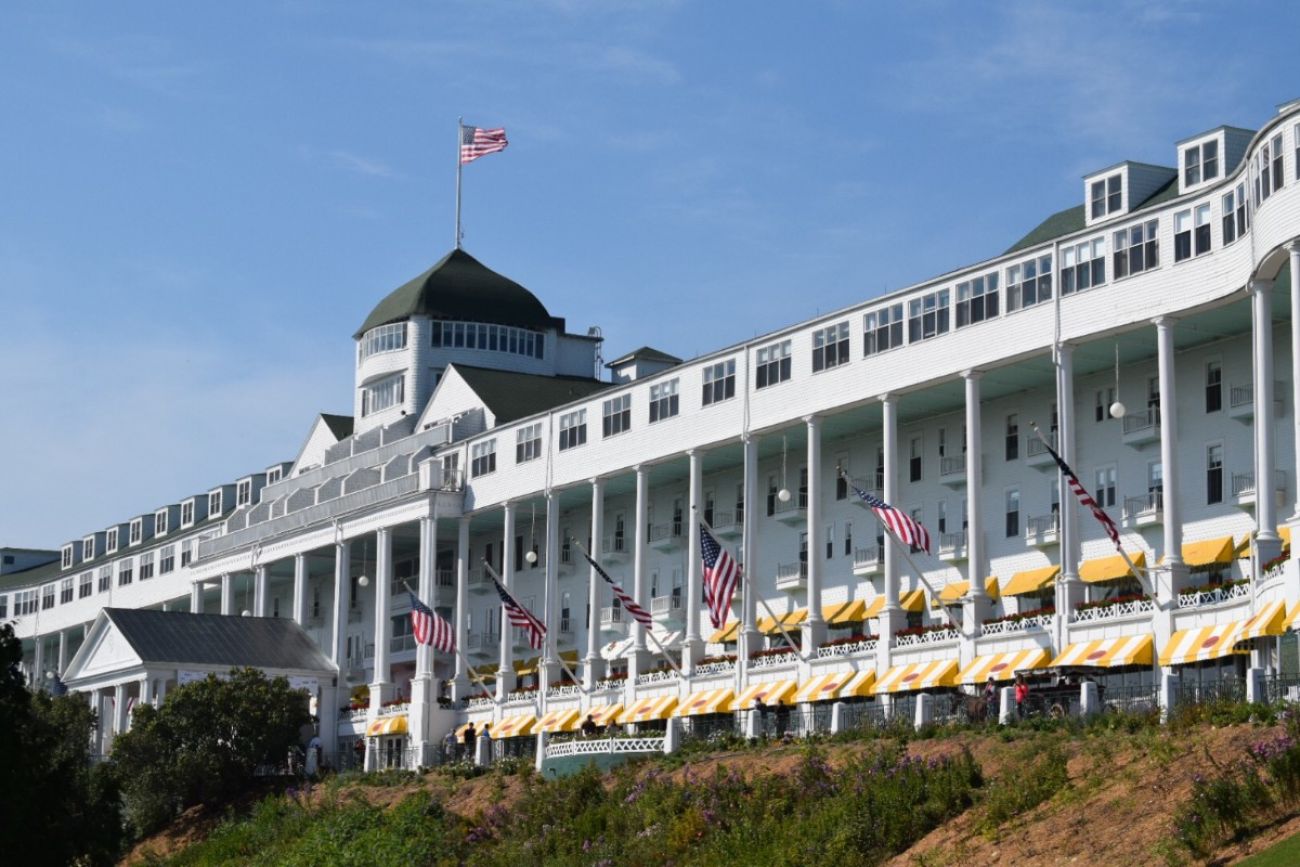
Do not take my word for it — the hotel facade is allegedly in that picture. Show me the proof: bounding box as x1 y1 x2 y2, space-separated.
9 99 1300 767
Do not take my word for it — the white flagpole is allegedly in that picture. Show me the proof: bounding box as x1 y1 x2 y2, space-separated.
402 579 496 703
455 117 464 249
481 559 589 694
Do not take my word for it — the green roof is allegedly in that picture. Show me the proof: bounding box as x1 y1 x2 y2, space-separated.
1004 175 1181 255
452 364 611 425
320 413 354 440
606 346 682 368
354 248 563 338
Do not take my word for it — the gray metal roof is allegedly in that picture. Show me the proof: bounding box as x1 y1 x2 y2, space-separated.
103 608 335 672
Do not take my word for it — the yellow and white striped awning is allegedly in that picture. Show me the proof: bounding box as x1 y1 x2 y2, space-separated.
824 599 868 624
875 659 960 694
536 708 581 733
676 688 735 717
708 621 741 644
1050 635 1153 668
1002 565 1060 596
838 670 877 699
958 648 1052 684
936 577 1000 605
588 703 623 727
1079 551 1146 584
900 590 926 612
793 671 857 703
862 596 886 619
492 714 537 739
735 680 798 709
1177 536 1235 569
366 714 409 737
619 694 678 724
1237 600 1288 643
1159 623 1245 666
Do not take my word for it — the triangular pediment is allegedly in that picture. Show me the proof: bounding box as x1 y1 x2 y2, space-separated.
63 611 144 686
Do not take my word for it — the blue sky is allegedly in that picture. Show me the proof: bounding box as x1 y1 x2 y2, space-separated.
3 1 1299 548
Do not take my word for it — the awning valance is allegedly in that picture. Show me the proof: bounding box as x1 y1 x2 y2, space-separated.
366 714 409 737
958 648 1052 684
735 680 798 709
676 688 735 717
536 708 581 733
492 714 537 739
1002 565 1060 596
862 596 886 619
1079 551 1146 584
875 659 959 694
793 671 857 703
619 695 678 723
900 590 926 612
936 577 1000 605
825 599 868 624
1237 601 1288 643
708 621 741 644
1049 635 1153 668
588 704 623 727
1159 623 1244 666
1179 536 1235 569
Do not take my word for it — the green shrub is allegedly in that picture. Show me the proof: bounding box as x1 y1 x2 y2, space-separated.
977 739 1070 835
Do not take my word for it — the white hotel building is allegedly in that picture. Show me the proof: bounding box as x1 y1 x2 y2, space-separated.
9 99 1300 766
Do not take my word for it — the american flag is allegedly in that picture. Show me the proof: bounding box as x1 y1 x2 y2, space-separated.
408 593 455 653
460 125 508 164
578 547 653 627
488 569 546 650
850 483 932 554
1038 436 1123 552
700 525 740 630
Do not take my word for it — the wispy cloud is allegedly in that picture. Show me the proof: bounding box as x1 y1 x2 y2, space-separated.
327 149 398 178
49 35 204 98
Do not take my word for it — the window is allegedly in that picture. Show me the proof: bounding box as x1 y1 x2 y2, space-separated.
1006 255 1052 310
208 490 222 516
1095 387 1115 423
1184 140 1219 186
649 379 679 422
155 510 168 536
1222 183 1248 244
61 577 74 604
118 559 134 586
1005 489 1020 538
181 500 194 526
702 359 736 406
1207 443 1223 505
359 322 407 361
1094 466 1117 508
61 545 73 569
266 467 283 485
129 519 143 545
515 422 542 463
1194 203 1212 256
1113 219 1159 278
835 457 849 500
755 341 791 388
42 584 55 610
1206 361 1222 413
955 273 999 326
82 536 95 561
844 521 853 556
909 436 923 483
1148 461 1164 503
180 540 193 568
471 440 497 477
937 499 948 534
863 303 904 356
812 322 850 371
431 320 544 360
766 475 778 517
1296 124 1300 186
1255 134 1284 205
1060 238 1106 294
798 467 808 508
1147 376 1160 415
106 527 118 553
361 373 404 417
825 525 835 559
1005 414 1019 461
734 483 744 525
139 551 155 580
17 590 38 616
238 479 255 507
602 394 632 437
874 446 885 490
559 410 587 450
98 567 112 593
1175 205 1212 261
0 596 6 619
907 290 950 341
1090 174 1122 219
159 546 175 574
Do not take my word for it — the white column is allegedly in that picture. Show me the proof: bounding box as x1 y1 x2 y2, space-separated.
963 371 988 630
410 509 437 768
453 517 470 698
542 490 561 689
803 415 827 649
629 466 651 676
684 450 704 670
369 527 393 706
880 394 900 672
739 435 760 662
1252 279 1282 559
253 565 269 617
292 553 308 626
139 675 155 709
497 503 516 700
33 635 44 689
190 581 205 614
1156 317 1185 574
57 630 67 676
113 682 129 738
220 573 234 616
1289 242 1300 526
585 478 606 687
1056 343 1082 647
330 540 350 668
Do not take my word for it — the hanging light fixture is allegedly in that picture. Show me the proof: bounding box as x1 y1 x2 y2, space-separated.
525 502 539 564
777 434 792 502
1109 342 1127 419
357 534 372 587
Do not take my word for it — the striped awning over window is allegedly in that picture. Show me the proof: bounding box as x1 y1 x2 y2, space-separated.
1049 635 1153 668
675 688 735 717
735 679 798 709
874 659 959 694
957 648 1051 684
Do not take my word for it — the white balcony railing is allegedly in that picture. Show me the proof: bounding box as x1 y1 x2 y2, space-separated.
893 628 959 648
1071 597 1156 623
749 651 800 668
709 510 742 537
648 523 684 548
545 736 665 759
378 701 409 717
775 561 807 590
390 633 416 653
772 497 806 523
601 536 629 557
938 531 967 559
815 638 878 658
853 546 883 572
600 606 626 630
1122 493 1163 525
981 613 1056 636
692 659 736 677
1178 581 1251 609
651 595 683 618
635 669 679 686
1025 513 1059 545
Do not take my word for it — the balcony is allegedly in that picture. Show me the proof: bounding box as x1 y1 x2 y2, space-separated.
468 569 493 594
1178 580 1250 610
601 536 630 560
849 486 884 511
981 612 1055 636
1025 432 1058 470
599 605 628 635
938 531 967 562
648 523 684 551
389 633 417 654
772 496 806 525
893 626 959 648
1070 596 1156 624
709 510 742 538
1229 380 1285 422
1122 493 1163 527
651 594 684 623
558 617 574 638
435 568 454 590
347 606 363 623
465 631 496 658
1232 469 1287 509
1121 408 1161 447
775 561 807 591
852 546 883 575
512 626 537 651
939 456 966 488
1024 513 1060 547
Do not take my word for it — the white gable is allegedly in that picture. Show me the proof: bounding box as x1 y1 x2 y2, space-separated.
292 416 348 476
414 365 497 432
63 614 143 686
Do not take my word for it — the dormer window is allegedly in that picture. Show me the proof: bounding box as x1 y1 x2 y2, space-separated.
61 545 74 570
106 527 119 553
130 518 143 545
361 373 405 417
181 500 195 527
266 467 283 485
208 490 222 516
236 479 252 507
82 536 96 561
1090 174 1123 219
1183 139 1219 186
154 509 169 536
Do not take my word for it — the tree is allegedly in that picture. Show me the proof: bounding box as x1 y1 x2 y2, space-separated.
111 667 312 834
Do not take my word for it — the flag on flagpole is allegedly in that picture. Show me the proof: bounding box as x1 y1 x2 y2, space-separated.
849 483 932 554
1037 436 1123 553
700 525 740 630
460 125 508 164
578 547 653 627
488 571 546 650
408 592 455 653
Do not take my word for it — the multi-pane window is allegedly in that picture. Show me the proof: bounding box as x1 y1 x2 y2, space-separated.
909 436 923 482
1094 466 1117 508
1005 414 1019 461
358 322 408 361
470 440 497 477
1060 238 1105 294
236 479 253 507
139 551 155 580
1222 183 1248 244
98 566 112 593
1175 205 1212 261
1113 220 1159 278
559 410 587 450
515 422 542 463
1194 203 1212 256
1005 489 1020 538
155 510 168 536
1148 461 1164 503
955 273 999 327
1183 140 1219 186
1095 387 1115 422
875 446 885 490
907 290 950 341
17 590 38 616
702 359 736 406
159 546 175 574
1006 255 1052 310
734 483 745 525
361 373 405 417
129 519 143 545
937 500 948 534
208 490 222 516
266 467 282 485
106 527 118 553
649 379 679 422
1090 174 1123 219
180 540 193 568
755 341 792 388
1206 444 1223 505
602 394 632 437
812 322 850 371
61 577 74 604
1206 361 1222 413
82 536 95 561
181 500 194 526
1255 133 1284 205
863 304 904 356
844 521 853 556
42 584 55 610
118 559 134 586
61 545 74 569
431 320 545 360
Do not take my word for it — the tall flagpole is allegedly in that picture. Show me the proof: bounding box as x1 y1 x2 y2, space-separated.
455 117 463 248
